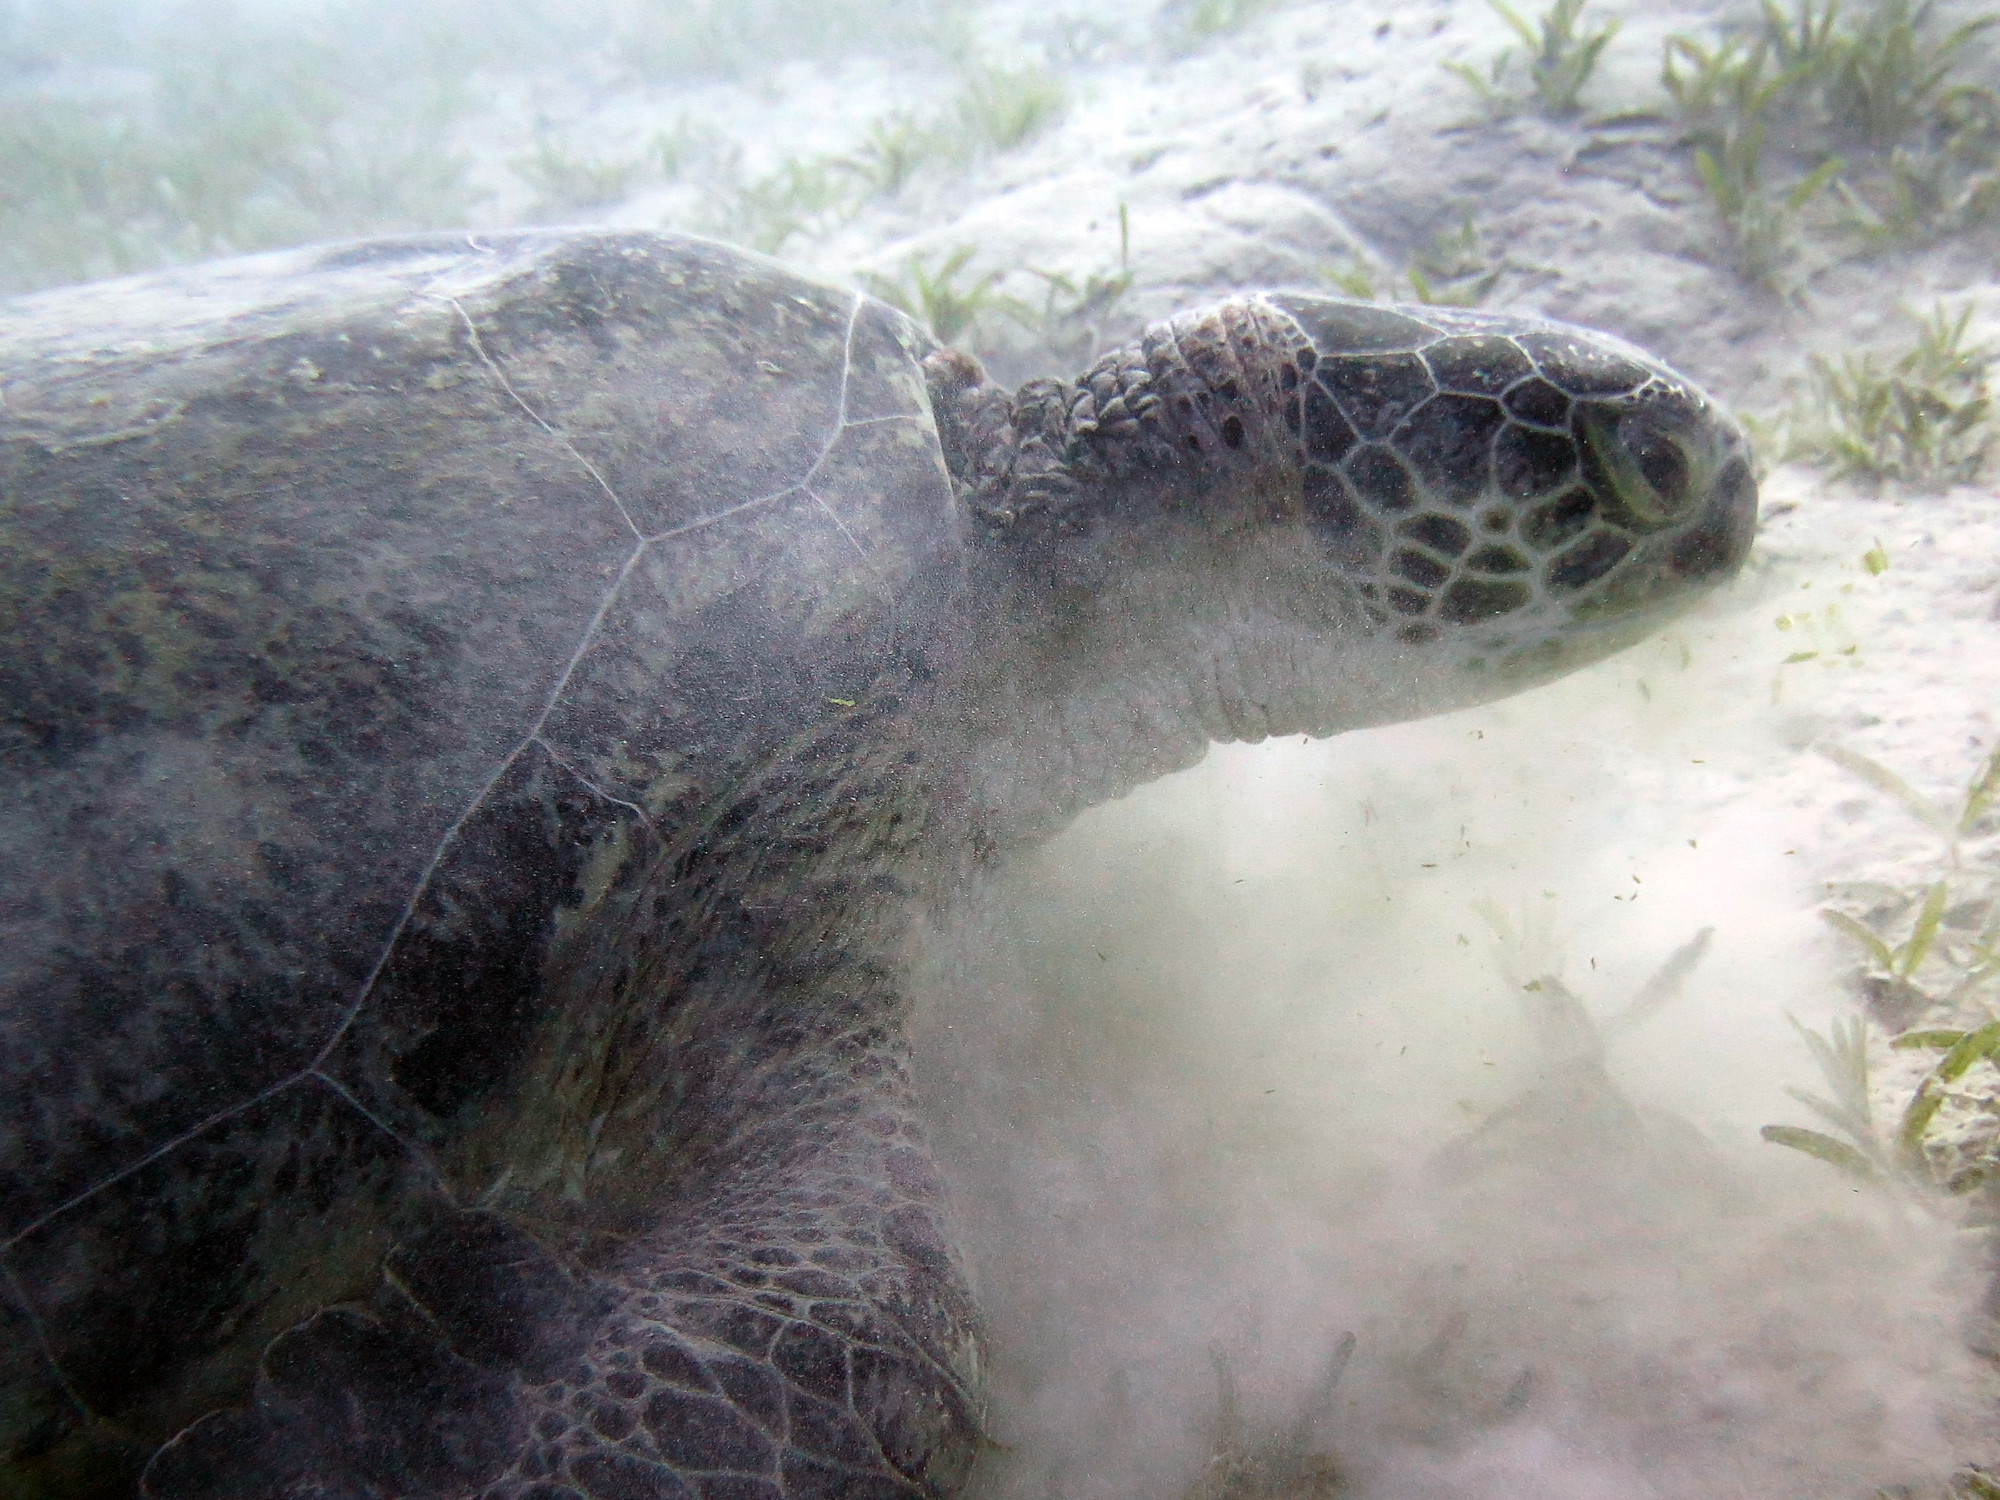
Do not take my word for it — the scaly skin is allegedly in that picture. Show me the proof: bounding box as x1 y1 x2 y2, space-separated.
0 232 1754 1500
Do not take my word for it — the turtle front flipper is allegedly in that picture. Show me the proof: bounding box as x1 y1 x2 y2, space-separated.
145 1051 984 1500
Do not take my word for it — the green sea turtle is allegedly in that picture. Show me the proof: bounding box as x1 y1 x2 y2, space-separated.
0 228 1754 1499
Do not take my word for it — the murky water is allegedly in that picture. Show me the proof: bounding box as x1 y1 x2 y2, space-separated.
6 0 2000 1495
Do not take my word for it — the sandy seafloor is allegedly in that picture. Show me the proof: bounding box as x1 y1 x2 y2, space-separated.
912 471 2000 1499
24 0 2000 1492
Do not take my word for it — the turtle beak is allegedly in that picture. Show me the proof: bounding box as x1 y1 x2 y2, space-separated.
1666 445 1758 585
1559 409 1758 632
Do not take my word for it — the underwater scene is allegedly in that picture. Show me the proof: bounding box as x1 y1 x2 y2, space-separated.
3 0 2000 1495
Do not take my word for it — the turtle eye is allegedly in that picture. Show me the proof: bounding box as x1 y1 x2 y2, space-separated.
1578 404 1698 531
1622 414 1692 514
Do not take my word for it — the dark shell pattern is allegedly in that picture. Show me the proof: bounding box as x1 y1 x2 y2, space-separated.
0 231 974 1496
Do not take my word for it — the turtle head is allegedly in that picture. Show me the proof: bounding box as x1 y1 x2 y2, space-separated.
937 293 1755 743
1248 292 1759 720
931 293 1755 827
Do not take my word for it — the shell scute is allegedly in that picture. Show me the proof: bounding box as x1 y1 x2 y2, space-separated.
1316 354 1435 440
1421 334 1533 396
1268 294 1438 354
0 230 955 1482
1393 392 1505 507
1516 329 1649 397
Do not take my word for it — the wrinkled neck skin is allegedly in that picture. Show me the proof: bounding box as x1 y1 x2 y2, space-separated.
916 329 1352 859
932 487 1451 859
918 340 1680 865
935 489 1327 852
